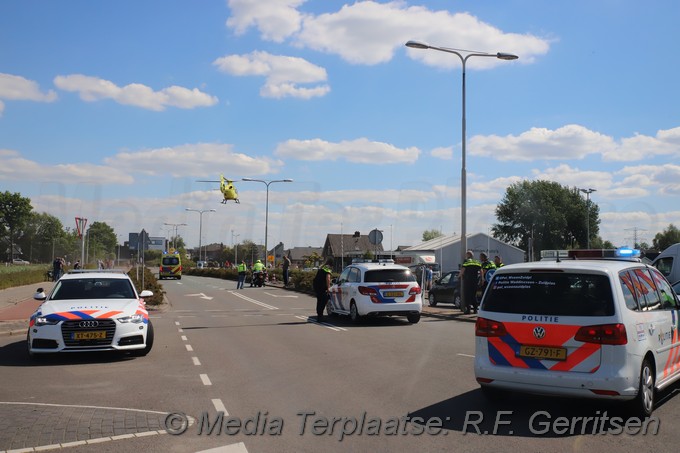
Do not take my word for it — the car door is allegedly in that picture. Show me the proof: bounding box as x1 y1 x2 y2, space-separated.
631 267 677 385
649 268 680 385
330 267 352 314
437 272 456 304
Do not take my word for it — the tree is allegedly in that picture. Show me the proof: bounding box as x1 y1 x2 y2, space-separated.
422 229 443 242
494 181 600 259
86 222 118 261
19 212 66 263
652 224 680 251
0 191 33 261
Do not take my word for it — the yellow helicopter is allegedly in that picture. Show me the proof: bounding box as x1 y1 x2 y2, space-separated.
197 175 240 203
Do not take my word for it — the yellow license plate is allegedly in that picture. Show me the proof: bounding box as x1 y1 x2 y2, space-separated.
519 345 567 361
383 291 404 297
73 331 106 340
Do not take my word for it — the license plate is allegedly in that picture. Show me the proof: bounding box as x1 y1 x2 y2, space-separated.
73 331 106 340
518 345 567 361
383 291 404 297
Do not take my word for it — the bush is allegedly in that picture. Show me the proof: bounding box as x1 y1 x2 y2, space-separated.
128 266 164 306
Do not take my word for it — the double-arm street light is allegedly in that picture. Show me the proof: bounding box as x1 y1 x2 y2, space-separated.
185 208 215 262
405 40 518 269
579 188 596 248
242 178 293 264
164 222 187 251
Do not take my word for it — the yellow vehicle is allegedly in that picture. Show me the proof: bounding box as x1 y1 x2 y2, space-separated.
159 252 182 280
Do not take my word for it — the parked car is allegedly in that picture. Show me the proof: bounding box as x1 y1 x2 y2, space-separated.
12 258 30 265
475 248 680 417
28 269 154 358
328 261 422 323
427 271 461 308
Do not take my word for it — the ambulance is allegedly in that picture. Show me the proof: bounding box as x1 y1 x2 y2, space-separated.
159 251 182 280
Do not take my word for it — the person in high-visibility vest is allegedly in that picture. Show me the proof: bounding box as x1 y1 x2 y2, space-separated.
237 260 247 289
459 250 481 314
251 259 265 287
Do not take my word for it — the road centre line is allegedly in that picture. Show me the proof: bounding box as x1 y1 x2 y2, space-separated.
200 374 212 386
457 353 475 358
229 291 279 310
192 357 201 366
211 398 228 415
186 345 193 352
181 335 187 341
174 321 181 325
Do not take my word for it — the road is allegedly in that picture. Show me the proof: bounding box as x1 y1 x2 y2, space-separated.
1 275 680 452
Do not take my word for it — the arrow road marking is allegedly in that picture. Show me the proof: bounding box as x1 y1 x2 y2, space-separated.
186 293 214 300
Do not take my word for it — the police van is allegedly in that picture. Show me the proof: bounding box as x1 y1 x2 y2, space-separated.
474 248 680 416
159 251 182 280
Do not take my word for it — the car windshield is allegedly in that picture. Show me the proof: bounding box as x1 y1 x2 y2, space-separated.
162 257 180 265
364 269 416 283
51 279 135 300
483 272 614 316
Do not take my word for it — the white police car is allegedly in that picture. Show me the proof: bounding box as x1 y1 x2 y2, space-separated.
28 270 154 357
328 260 422 323
474 248 680 416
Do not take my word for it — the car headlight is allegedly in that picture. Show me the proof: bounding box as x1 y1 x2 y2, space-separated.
34 316 60 326
117 314 145 324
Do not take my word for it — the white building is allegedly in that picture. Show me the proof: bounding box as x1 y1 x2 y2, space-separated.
403 232 526 274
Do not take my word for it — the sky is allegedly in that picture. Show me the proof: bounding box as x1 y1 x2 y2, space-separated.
1 0 680 254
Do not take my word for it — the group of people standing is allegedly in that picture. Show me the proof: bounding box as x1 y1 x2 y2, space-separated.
235 255 293 289
459 251 504 314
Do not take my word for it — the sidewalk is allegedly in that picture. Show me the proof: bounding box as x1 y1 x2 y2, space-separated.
0 281 52 337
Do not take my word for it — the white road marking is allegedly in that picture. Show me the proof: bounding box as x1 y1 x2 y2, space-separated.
229 291 279 310
195 442 249 453
192 356 201 366
186 345 194 352
211 398 228 415
181 335 188 341
296 315 347 331
200 374 212 386
178 328 184 333
457 353 475 358
187 293 214 300
175 321 181 325
263 291 298 298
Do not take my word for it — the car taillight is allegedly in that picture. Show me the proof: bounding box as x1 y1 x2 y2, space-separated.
409 286 422 295
575 324 627 345
358 286 378 296
475 317 508 337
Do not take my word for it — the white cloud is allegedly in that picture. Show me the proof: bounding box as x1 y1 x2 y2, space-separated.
605 128 680 161
618 164 680 196
227 0 305 42
213 51 329 99
470 125 616 161
0 73 58 115
106 143 284 177
225 1 550 67
0 149 133 184
275 137 420 164
431 146 452 160
53 75 218 110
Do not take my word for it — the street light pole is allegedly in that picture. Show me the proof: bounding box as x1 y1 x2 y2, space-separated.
164 222 187 251
185 209 215 262
405 40 517 268
579 188 596 248
232 230 240 265
242 178 293 265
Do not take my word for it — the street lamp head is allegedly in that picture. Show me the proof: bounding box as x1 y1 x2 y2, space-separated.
405 40 430 50
579 188 596 195
282 179 293 183
496 52 519 61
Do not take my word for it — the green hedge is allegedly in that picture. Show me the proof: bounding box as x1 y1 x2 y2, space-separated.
0 266 52 290
182 267 333 294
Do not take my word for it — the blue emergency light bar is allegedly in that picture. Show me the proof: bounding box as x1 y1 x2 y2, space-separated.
567 248 641 260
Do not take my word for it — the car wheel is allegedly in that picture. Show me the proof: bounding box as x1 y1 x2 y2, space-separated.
428 293 437 307
407 313 421 324
453 293 461 309
326 300 337 317
350 302 360 323
132 322 154 357
629 358 655 417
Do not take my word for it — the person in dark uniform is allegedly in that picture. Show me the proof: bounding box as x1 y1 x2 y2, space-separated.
313 259 334 322
479 252 496 293
459 250 481 314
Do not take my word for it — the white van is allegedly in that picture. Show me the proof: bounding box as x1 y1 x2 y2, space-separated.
475 248 680 417
652 243 680 285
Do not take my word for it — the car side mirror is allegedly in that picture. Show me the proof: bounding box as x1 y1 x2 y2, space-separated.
139 290 153 298
34 288 47 300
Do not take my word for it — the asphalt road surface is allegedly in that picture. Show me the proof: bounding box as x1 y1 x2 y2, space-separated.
1 274 680 452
